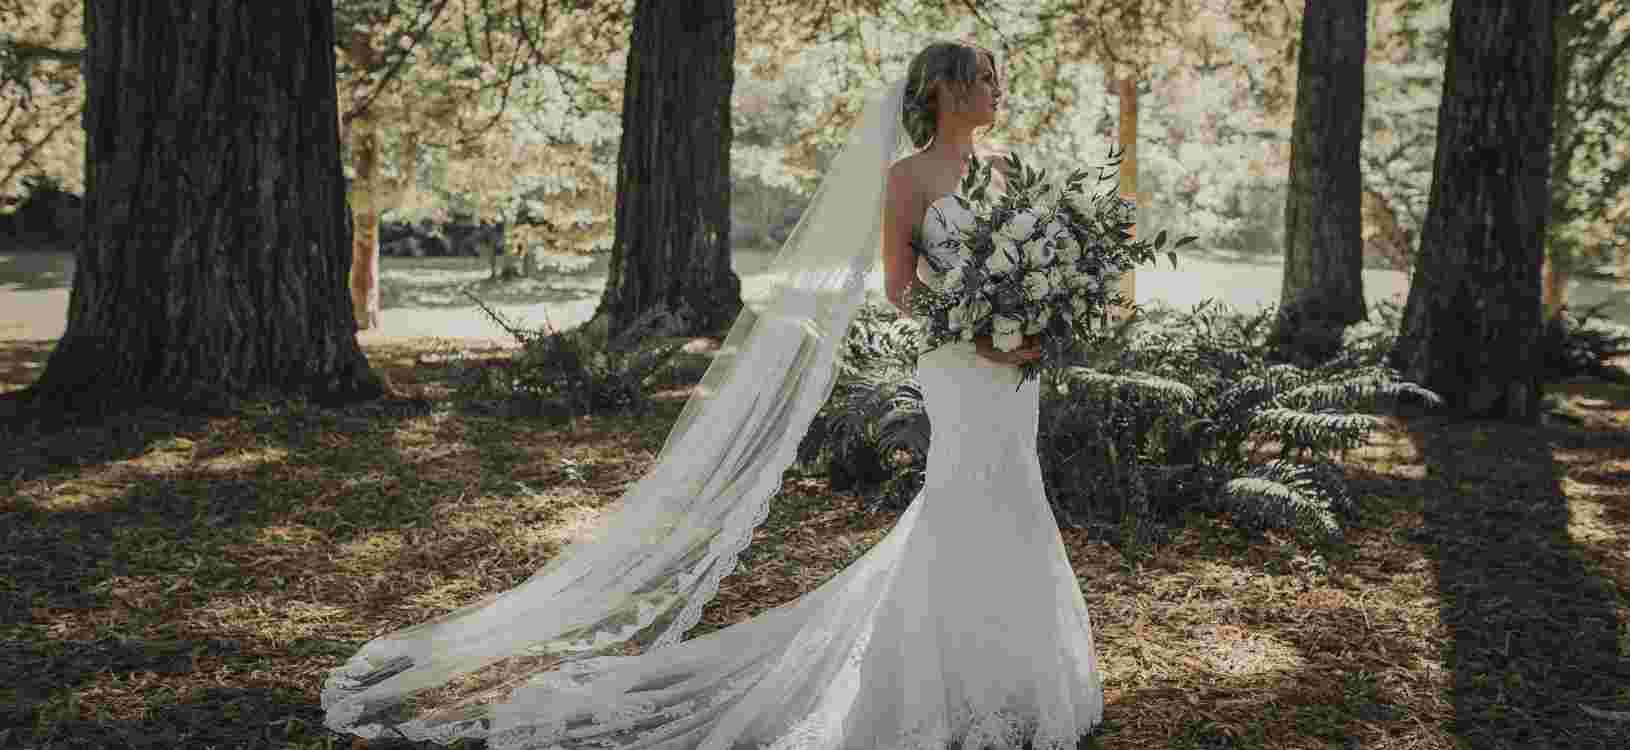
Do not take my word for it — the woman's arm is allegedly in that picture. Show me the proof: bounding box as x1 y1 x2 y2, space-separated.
880 164 920 317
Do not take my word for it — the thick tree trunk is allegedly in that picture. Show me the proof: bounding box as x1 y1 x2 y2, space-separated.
594 0 739 345
33 0 381 406
1272 0 1368 364
1115 77 1137 316
1389 0 1554 421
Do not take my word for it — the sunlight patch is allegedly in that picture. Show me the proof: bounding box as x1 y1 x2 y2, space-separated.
518 502 609 549
1193 624 1303 677
338 532 405 562
1567 496 1622 547
195 446 289 474
407 579 490 611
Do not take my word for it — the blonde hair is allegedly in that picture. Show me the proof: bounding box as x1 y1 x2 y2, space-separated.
901 41 1002 149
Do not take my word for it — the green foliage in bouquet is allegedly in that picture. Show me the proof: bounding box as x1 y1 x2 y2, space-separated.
907 148 1194 384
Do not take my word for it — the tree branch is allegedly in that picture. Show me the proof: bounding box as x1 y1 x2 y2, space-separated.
342 0 453 126
0 102 81 196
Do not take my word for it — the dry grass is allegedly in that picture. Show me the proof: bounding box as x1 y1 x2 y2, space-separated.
1 338 1627 749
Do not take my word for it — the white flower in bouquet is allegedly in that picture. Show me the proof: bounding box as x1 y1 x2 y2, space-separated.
987 237 1019 275
1024 224 1059 266
1056 232 1082 265
992 314 1024 352
1022 270 1052 300
996 208 1040 246
927 197 977 239
1071 295 1093 318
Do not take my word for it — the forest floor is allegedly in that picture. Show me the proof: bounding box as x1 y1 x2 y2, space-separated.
1 338 1627 750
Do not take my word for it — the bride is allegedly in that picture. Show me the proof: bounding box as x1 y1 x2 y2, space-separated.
325 40 1104 750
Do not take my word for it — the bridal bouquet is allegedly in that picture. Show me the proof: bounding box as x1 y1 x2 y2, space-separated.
908 149 1195 384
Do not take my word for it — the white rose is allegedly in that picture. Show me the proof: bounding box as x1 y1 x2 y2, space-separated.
1056 233 1082 265
992 314 1024 352
1022 271 1051 300
1024 233 1056 267
1072 295 1093 317
986 238 1018 275
996 208 1040 245
925 195 978 240
946 301 967 330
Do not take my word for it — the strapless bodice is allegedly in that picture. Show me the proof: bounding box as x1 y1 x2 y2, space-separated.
916 193 975 285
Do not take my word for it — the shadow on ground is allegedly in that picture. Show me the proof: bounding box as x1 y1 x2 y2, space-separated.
1406 410 1630 749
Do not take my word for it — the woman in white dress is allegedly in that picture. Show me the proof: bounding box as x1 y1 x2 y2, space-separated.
325 41 1103 750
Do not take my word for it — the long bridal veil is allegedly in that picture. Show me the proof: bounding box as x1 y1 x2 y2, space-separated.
322 79 911 744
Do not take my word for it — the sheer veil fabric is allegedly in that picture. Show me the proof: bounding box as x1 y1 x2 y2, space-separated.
322 77 1105 749
322 79 914 742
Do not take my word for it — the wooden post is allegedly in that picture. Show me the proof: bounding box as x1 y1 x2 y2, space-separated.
1115 76 1138 318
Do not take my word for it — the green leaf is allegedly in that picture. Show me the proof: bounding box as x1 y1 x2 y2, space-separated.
1174 235 1198 249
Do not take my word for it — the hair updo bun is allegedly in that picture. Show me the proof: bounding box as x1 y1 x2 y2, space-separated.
902 41 1001 149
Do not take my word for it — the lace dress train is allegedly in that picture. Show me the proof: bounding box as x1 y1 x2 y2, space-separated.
486 341 1103 749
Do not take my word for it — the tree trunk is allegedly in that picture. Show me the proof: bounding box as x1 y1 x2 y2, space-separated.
33 0 382 406
346 30 382 331
1115 77 1137 317
1544 0 1580 320
1272 0 1368 364
1389 0 1554 421
594 0 739 346
350 111 383 330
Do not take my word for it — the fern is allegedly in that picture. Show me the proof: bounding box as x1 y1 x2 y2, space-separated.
1274 374 1443 413
1215 460 1354 544
1249 408 1378 457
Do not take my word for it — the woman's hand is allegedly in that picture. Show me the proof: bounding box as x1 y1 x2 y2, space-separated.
973 334 1041 365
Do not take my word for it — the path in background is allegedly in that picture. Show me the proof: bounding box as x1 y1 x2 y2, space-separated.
5 250 1627 343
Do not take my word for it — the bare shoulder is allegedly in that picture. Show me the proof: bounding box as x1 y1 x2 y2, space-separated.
886 154 931 209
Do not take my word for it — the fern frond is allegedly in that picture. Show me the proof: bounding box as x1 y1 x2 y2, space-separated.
1249 408 1377 454
1274 375 1443 412
1060 368 1199 407
1215 460 1347 543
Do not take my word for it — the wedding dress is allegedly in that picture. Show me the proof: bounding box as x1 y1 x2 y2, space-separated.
323 79 1102 750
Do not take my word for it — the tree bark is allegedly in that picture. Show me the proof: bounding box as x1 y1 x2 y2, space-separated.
1114 77 1137 317
1389 0 1554 421
33 0 382 406
594 0 739 345
1272 0 1369 364
347 31 383 331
